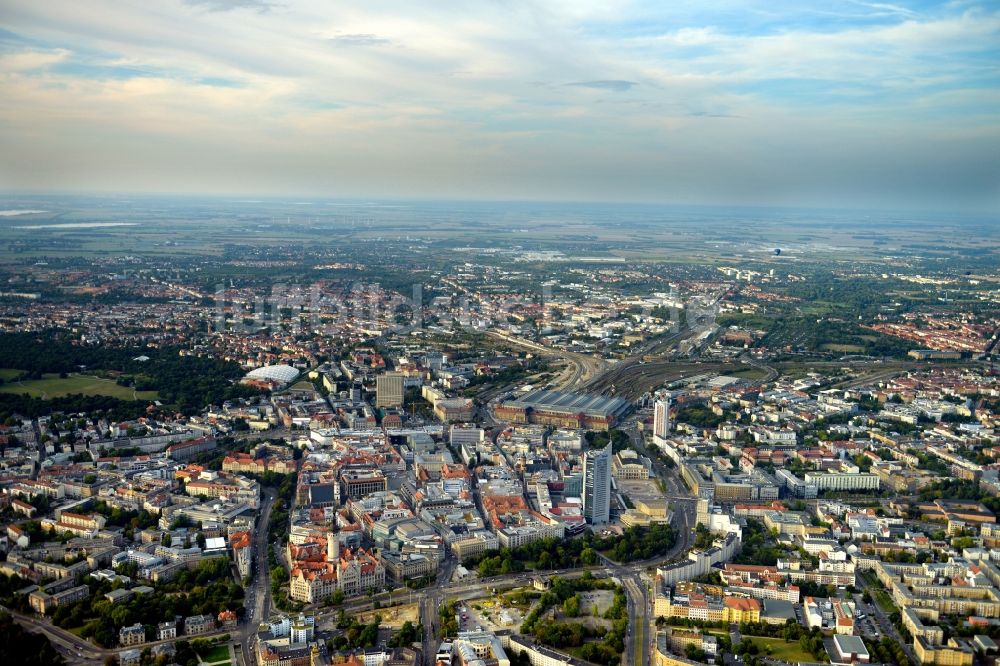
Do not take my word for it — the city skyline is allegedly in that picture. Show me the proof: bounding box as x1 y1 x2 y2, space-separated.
0 1 998 211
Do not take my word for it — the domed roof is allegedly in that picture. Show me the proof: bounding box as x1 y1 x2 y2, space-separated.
245 365 300 383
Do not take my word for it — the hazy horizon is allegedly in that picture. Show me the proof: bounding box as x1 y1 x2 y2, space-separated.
3 191 997 220
1 1 998 212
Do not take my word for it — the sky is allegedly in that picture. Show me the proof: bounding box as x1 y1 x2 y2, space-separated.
0 0 998 210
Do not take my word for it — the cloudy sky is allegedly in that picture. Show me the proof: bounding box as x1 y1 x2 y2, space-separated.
0 0 997 210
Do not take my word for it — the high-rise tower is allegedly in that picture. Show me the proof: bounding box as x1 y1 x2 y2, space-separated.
583 443 612 524
653 397 671 440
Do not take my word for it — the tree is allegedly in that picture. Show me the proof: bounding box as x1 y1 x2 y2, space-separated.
438 600 460 638
563 594 580 617
685 644 707 662
693 523 714 549
0 612 67 665
388 620 422 647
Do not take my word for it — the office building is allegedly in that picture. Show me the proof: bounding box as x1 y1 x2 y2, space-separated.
804 471 880 492
583 443 612 525
654 397 671 440
376 373 405 408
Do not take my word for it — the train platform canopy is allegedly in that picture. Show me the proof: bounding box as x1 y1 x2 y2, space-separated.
502 388 630 419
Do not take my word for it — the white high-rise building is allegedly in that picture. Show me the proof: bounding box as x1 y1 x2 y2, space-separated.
583 443 612 525
653 397 671 440
289 613 315 645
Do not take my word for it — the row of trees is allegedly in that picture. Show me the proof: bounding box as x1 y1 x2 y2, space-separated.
918 478 986 503
464 523 677 576
590 522 676 563
438 600 460 637
261 472 295 545
466 538 586 576
865 635 911 666
0 391 151 421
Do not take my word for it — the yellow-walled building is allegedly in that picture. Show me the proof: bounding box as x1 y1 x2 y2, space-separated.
914 637 974 666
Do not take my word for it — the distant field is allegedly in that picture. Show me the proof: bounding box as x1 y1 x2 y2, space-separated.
0 369 22 381
821 343 866 353
728 367 771 380
798 301 841 315
742 636 815 663
0 372 159 400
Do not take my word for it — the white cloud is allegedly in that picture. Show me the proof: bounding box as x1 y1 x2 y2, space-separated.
846 0 919 17
0 48 70 72
0 0 996 208
638 8 1000 85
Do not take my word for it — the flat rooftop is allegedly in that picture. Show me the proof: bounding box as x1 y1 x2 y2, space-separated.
502 389 630 418
833 634 869 657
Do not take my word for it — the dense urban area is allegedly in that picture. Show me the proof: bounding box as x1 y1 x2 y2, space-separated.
0 198 998 666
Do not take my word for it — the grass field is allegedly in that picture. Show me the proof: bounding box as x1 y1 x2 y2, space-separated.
728 367 771 380
743 636 815 663
821 343 866 353
0 372 159 400
871 587 897 614
198 644 231 664
0 369 21 381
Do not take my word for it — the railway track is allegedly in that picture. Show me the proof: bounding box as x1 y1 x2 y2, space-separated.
486 332 607 390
